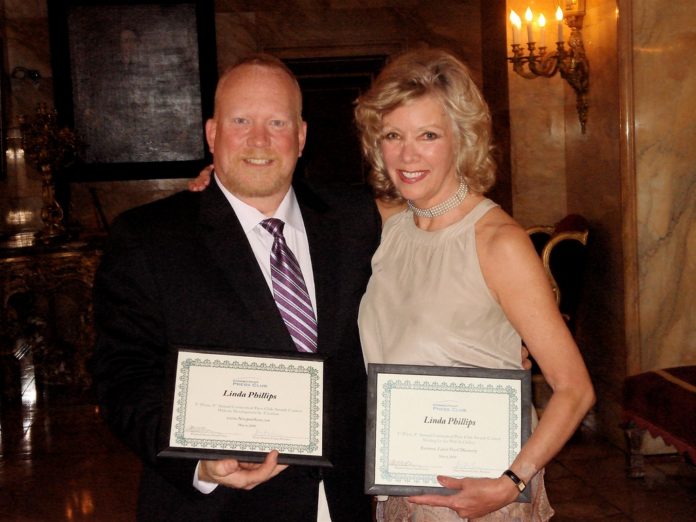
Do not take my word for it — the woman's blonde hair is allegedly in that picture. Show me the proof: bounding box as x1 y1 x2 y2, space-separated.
354 48 496 201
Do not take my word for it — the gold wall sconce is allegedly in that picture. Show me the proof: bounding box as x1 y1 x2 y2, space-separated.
508 1 589 133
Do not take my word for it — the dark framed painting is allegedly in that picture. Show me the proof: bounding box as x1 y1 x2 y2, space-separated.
48 1 217 181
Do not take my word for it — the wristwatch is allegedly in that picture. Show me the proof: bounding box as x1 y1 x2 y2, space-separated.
502 469 527 492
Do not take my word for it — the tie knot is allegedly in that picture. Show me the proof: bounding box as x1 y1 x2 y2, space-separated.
261 218 285 238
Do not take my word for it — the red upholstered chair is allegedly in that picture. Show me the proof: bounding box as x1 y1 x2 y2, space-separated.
622 366 696 477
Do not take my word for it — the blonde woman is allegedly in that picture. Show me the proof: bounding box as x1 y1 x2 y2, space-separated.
355 48 594 521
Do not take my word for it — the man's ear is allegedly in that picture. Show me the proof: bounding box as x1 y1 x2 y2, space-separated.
298 120 307 157
205 119 216 154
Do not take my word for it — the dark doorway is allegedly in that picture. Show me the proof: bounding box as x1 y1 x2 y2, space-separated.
285 56 386 187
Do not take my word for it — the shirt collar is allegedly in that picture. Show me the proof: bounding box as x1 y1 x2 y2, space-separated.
213 173 305 234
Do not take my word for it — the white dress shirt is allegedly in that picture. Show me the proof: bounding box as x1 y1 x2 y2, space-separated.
192 175 331 522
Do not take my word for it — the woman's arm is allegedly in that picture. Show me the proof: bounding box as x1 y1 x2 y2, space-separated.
409 211 594 518
482 217 595 479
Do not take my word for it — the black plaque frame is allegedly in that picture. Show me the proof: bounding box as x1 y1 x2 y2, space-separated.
366 363 531 501
158 346 332 468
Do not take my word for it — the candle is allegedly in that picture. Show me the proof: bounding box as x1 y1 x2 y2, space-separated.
525 7 534 43
510 10 522 45
538 14 547 47
556 6 564 42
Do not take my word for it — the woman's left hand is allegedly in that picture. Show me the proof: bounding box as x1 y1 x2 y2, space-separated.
407 475 520 519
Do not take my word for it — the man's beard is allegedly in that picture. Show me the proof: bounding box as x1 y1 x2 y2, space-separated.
224 168 292 199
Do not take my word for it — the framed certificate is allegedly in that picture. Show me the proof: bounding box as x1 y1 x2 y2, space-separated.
365 364 531 501
158 347 331 467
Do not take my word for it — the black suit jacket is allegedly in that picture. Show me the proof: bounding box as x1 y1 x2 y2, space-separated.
91 180 381 521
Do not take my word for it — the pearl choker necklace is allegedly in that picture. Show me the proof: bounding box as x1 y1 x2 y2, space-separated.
407 178 469 218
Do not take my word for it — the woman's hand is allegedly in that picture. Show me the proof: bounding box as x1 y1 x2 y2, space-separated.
199 450 288 490
189 164 214 192
407 475 520 519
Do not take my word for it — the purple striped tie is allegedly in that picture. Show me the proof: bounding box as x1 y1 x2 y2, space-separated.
261 218 318 353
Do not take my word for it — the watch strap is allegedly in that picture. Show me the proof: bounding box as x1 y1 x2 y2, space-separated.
502 469 527 492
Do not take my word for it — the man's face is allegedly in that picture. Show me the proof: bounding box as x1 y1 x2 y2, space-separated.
205 64 307 214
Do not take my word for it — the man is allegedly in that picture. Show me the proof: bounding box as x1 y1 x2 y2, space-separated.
91 55 380 521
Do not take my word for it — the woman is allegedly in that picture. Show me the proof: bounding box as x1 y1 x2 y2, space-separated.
354 49 594 521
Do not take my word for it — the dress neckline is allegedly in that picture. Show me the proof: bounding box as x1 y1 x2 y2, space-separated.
402 198 498 240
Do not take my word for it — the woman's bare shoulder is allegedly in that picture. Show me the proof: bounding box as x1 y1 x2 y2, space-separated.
476 205 530 256
475 204 549 304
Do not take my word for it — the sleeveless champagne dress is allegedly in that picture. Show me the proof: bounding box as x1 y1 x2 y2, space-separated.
358 199 553 522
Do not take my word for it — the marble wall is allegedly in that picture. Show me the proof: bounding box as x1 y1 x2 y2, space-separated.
505 0 628 443
213 0 483 75
507 0 696 445
631 1 696 371
565 0 625 444
506 0 567 228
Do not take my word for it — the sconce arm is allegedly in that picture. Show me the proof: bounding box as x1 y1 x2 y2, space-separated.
507 12 590 133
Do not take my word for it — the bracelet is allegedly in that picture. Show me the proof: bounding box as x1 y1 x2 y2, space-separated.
502 469 527 492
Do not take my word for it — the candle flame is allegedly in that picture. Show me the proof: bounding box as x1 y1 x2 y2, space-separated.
510 10 522 28
525 7 533 23
538 14 546 28
556 6 564 22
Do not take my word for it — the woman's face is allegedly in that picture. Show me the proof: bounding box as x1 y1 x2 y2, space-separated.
379 94 458 208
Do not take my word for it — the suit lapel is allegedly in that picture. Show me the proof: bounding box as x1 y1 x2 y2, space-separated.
296 186 341 357
197 183 296 352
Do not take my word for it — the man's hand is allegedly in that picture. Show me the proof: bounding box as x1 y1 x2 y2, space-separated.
198 450 287 490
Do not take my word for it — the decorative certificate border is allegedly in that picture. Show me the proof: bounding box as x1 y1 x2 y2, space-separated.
158 347 331 467
365 364 531 500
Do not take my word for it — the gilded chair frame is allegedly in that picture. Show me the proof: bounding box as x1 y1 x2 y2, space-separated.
541 229 589 307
